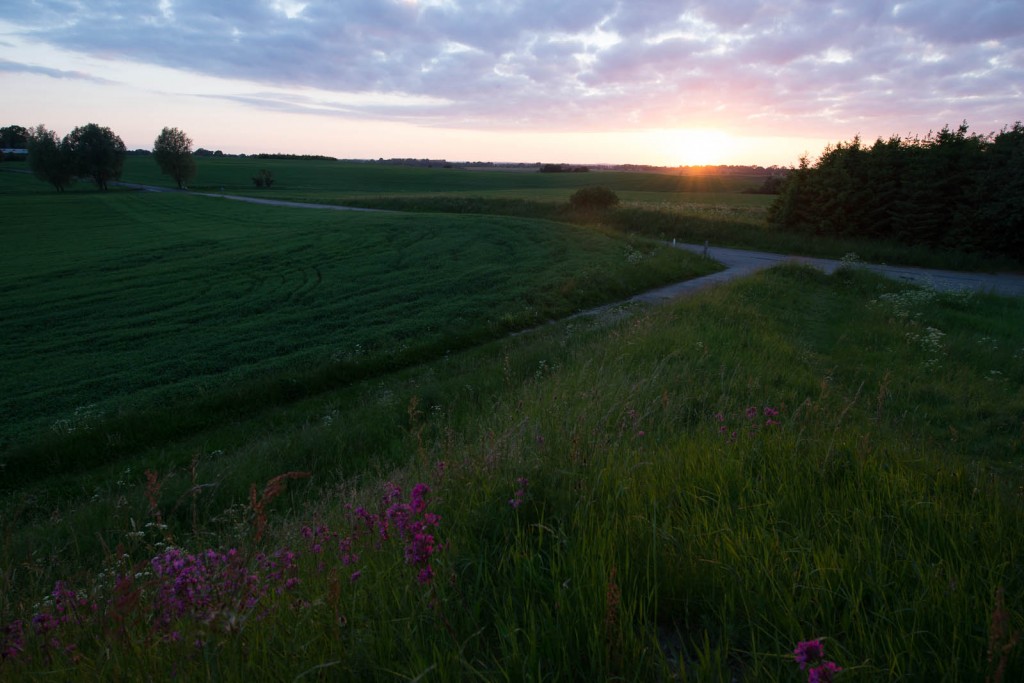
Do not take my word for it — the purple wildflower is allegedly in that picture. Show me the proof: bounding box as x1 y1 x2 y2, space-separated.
794 639 824 670
416 567 434 585
509 477 529 509
410 483 430 514
808 661 842 683
794 638 842 683
404 532 436 566
1 620 25 660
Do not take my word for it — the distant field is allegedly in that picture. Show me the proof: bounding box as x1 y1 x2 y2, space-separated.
120 156 770 203
120 156 775 232
0 170 715 450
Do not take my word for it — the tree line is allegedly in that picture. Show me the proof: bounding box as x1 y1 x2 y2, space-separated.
768 122 1024 260
9 123 197 191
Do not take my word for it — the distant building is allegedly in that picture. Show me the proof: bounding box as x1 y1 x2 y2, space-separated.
1 148 28 157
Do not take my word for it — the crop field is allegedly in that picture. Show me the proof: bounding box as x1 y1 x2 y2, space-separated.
122 157 1018 272
121 155 768 192
120 155 772 206
0 169 715 454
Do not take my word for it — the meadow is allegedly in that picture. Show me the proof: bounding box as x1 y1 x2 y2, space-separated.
2 159 1023 680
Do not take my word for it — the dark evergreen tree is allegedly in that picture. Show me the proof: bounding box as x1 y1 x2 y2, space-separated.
767 121 1024 261
977 123 1024 258
767 155 820 233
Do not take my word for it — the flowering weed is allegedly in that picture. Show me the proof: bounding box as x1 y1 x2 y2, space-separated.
715 404 783 442
793 639 842 682
0 479 444 675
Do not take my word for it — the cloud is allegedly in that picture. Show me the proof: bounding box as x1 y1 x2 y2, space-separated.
0 57 115 83
3 0 1023 138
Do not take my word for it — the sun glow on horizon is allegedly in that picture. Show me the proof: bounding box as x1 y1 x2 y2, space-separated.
662 128 738 166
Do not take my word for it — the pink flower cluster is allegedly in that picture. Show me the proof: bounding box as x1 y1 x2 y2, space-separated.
794 639 842 682
148 546 300 634
715 405 782 443
352 482 442 585
2 581 96 663
1 620 24 661
508 477 529 509
0 482 443 669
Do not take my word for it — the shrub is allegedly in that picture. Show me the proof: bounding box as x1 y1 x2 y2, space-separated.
569 186 619 211
252 169 274 188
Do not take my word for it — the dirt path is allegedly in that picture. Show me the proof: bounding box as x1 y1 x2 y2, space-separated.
117 182 384 212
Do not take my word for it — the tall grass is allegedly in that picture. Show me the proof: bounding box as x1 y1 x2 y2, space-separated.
3 265 1022 680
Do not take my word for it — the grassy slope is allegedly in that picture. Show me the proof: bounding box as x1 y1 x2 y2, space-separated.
2 265 1022 680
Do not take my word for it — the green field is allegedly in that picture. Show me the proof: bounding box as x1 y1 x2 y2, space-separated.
119 156 777 225
119 155 768 198
2 159 1023 680
0 169 716 456
113 155 1024 272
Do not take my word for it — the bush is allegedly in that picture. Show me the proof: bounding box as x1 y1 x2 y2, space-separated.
252 169 274 188
568 186 619 211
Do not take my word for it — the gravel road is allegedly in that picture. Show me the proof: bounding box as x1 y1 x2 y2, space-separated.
627 242 1024 303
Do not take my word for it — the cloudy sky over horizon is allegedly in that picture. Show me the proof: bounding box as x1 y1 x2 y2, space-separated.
2 0 1022 165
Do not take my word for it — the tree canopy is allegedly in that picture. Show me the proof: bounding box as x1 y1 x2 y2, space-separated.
64 123 126 191
768 122 1024 261
153 127 196 189
0 125 29 148
26 125 75 192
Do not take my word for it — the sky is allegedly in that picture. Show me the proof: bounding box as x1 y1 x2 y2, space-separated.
1 0 1022 167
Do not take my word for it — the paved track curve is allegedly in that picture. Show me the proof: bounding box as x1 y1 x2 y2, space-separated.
628 242 1024 304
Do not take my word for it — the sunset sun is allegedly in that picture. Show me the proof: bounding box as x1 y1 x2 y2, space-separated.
665 128 736 166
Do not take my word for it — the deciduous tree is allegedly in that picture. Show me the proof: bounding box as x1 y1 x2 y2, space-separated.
153 126 197 189
0 124 28 148
64 123 126 190
26 125 74 192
